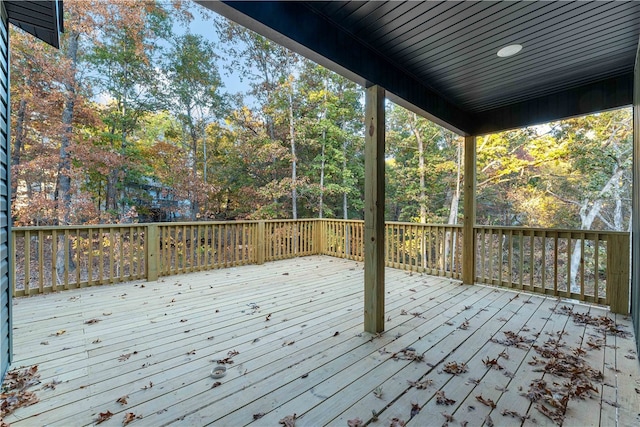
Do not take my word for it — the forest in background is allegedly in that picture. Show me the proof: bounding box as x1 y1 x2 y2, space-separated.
9 0 632 233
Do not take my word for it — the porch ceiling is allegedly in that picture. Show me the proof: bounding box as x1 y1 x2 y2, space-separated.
198 1 640 135
5 0 63 48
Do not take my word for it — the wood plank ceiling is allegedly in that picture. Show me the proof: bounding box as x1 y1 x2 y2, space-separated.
5 0 63 48
199 0 640 135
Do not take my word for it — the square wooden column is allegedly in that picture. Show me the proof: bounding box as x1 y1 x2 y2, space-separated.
462 135 476 285
632 43 640 350
364 85 386 333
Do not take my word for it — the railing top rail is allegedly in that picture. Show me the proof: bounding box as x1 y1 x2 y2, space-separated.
474 224 629 237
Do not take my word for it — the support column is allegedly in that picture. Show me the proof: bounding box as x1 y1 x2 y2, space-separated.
364 85 385 333
632 43 640 351
462 135 476 285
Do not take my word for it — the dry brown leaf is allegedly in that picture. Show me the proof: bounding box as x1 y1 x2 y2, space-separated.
40 341 49 345
390 418 406 427
85 319 101 324
117 395 129 405
475 395 496 408
333 331 340 337
118 353 132 362
96 411 114 424
52 329 66 336
443 361 468 375
407 379 433 389
482 357 504 370
141 381 153 390
282 340 295 346
347 418 363 427
485 414 494 427
186 349 196 355
180 319 188 323
266 313 272 321
458 320 470 330
123 412 136 426
435 390 455 405
441 412 454 422
410 402 421 418
279 414 297 427
253 413 265 420
92 338 101 344
501 409 530 422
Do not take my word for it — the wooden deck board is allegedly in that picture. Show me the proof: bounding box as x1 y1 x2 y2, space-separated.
3 256 639 427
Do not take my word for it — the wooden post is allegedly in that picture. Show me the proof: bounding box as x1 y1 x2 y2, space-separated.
364 85 385 333
608 233 630 314
256 221 266 265
632 40 640 350
146 224 159 282
462 135 476 285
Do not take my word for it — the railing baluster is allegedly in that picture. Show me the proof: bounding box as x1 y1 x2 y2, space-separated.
566 234 572 298
594 235 599 302
24 230 30 295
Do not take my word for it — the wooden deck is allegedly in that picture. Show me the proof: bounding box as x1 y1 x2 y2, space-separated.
3 256 639 426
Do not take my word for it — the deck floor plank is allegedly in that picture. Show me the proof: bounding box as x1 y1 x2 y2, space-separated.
3 256 638 427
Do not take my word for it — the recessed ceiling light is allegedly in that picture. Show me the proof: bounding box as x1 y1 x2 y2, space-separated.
497 44 522 58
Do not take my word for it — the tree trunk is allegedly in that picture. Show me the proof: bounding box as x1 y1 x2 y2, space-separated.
318 78 327 219
569 166 624 292
11 98 27 199
410 114 427 223
289 87 297 220
58 31 79 226
342 137 348 220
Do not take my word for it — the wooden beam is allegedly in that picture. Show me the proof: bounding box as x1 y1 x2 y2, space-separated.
631 40 640 344
364 85 385 333
462 135 476 285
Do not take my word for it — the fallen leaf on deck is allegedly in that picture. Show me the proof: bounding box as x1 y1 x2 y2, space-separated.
207 336 215 340
141 381 153 390
52 329 66 336
347 418 363 427
410 402 421 418
333 331 340 337
400 309 408 315
266 313 272 321
40 341 49 345
389 418 406 427
211 381 222 388
443 361 468 375
445 321 454 326
123 412 139 425
92 338 101 344
300 373 309 379
42 379 62 390
624 354 636 360
485 414 494 427
96 411 114 424
279 413 297 427
407 379 433 389
373 386 383 398
180 319 188 323
253 413 265 420
0 365 41 419
282 272 289 276
441 412 454 422
117 395 128 405
282 340 295 346
85 319 101 324
475 395 496 408
119 353 132 362
227 350 240 357
466 378 480 385
435 390 455 405
482 357 504 370
458 320 470 330
501 409 529 422
186 349 196 355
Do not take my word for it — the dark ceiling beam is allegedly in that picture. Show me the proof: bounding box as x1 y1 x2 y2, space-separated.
472 73 633 135
197 0 474 135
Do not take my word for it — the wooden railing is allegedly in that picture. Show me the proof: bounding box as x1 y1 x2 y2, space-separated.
11 220 630 313
475 226 630 312
322 220 462 278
